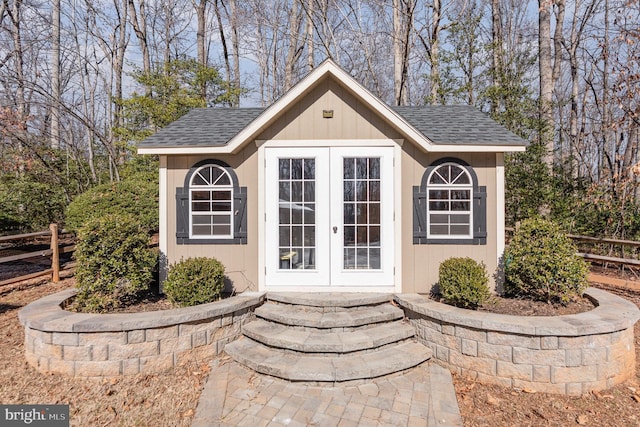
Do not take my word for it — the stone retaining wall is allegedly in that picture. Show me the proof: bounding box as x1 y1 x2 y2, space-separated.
18 289 265 377
396 288 639 395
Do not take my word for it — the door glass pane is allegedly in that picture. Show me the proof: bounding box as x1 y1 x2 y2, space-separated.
291 159 302 179
344 181 354 201
344 203 355 225
278 158 316 270
369 158 380 179
342 157 381 270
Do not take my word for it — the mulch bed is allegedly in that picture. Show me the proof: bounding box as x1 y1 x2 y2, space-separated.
477 294 595 316
430 294 595 316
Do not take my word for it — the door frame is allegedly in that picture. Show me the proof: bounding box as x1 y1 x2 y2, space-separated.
258 139 402 293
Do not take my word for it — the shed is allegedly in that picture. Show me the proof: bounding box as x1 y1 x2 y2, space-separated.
138 60 527 293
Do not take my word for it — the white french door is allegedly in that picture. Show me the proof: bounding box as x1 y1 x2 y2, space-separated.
264 147 394 288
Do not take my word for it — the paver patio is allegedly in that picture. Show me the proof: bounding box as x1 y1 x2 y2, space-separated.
192 357 462 427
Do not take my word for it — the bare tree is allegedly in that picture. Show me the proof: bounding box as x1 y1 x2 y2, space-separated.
392 0 414 106
561 0 597 177
490 0 503 114
416 0 446 104
128 0 150 76
538 0 564 168
51 0 60 149
283 0 304 91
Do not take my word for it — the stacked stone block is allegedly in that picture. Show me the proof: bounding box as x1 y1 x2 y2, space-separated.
19 289 264 377
396 288 639 396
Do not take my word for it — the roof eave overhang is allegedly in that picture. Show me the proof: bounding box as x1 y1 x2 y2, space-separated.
138 143 527 155
138 59 528 156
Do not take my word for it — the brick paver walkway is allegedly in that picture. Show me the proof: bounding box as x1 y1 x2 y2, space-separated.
192 356 462 426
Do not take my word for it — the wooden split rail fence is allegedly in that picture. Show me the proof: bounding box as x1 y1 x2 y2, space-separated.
506 227 640 269
0 224 75 287
1 225 639 288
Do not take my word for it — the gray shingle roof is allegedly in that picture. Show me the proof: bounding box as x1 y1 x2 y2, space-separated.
137 108 263 148
137 105 527 148
391 105 526 146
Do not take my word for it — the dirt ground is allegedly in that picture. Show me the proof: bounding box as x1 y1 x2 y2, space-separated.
1 274 639 426
0 276 207 426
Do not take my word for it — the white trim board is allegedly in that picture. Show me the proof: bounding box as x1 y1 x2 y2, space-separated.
138 144 526 156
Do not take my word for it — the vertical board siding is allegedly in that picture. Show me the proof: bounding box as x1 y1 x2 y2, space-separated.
163 74 500 293
166 144 260 292
401 147 498 294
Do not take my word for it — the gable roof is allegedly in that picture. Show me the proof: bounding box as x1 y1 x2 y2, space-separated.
138 60 527 155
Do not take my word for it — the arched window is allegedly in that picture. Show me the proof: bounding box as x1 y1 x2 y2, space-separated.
413 158 486 245
426 163 473 238
176 160 247 244
190 164 234 238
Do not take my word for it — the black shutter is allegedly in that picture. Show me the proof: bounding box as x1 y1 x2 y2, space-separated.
413 186 427 244
473 186 487 244
176 188 189 243
234 187 247 243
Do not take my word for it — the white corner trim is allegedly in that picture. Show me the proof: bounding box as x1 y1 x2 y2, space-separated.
393 144 403 293
496 153 505 267
257 146 266 292
159 156 168 285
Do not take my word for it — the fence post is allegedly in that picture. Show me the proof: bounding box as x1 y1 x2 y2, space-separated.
50 223 60 283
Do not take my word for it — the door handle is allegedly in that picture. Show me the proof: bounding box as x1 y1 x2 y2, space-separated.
333 226 337 234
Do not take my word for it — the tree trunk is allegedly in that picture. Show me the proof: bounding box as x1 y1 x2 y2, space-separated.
602 0 611 180
393 0 402 106
392 0 413 106
113 0 128 129
51 0 60 150
128 0 151 77
538 0 554 168
284 0 303 91
490 0 503 114
214 0 231 98
429 0 442 104
8 0 26 174
193 0 207 99
305 0 314 71
230 0 240 107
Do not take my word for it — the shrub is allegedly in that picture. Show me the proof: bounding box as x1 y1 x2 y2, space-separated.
439 257 490 309
65 176 158 233
0 177 67 232
73 213 157 312
504 217 589 304
163 257 226 307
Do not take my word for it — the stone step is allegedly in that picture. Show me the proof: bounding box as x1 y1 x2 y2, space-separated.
224 337 432 382
242 319 415 353
267 292 394 308
255 301 404 328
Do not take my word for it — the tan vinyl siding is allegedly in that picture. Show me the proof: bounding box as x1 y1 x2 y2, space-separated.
400 146 498 294
258 77 402 141
165 144 259 292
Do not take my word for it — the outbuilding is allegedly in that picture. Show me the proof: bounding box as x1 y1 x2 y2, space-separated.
138 60 527 293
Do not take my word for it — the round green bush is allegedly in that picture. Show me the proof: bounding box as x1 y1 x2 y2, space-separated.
65 177 158 233
163 257 226 307
439 257 490 309
74 213 157 312
504 217 589 304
